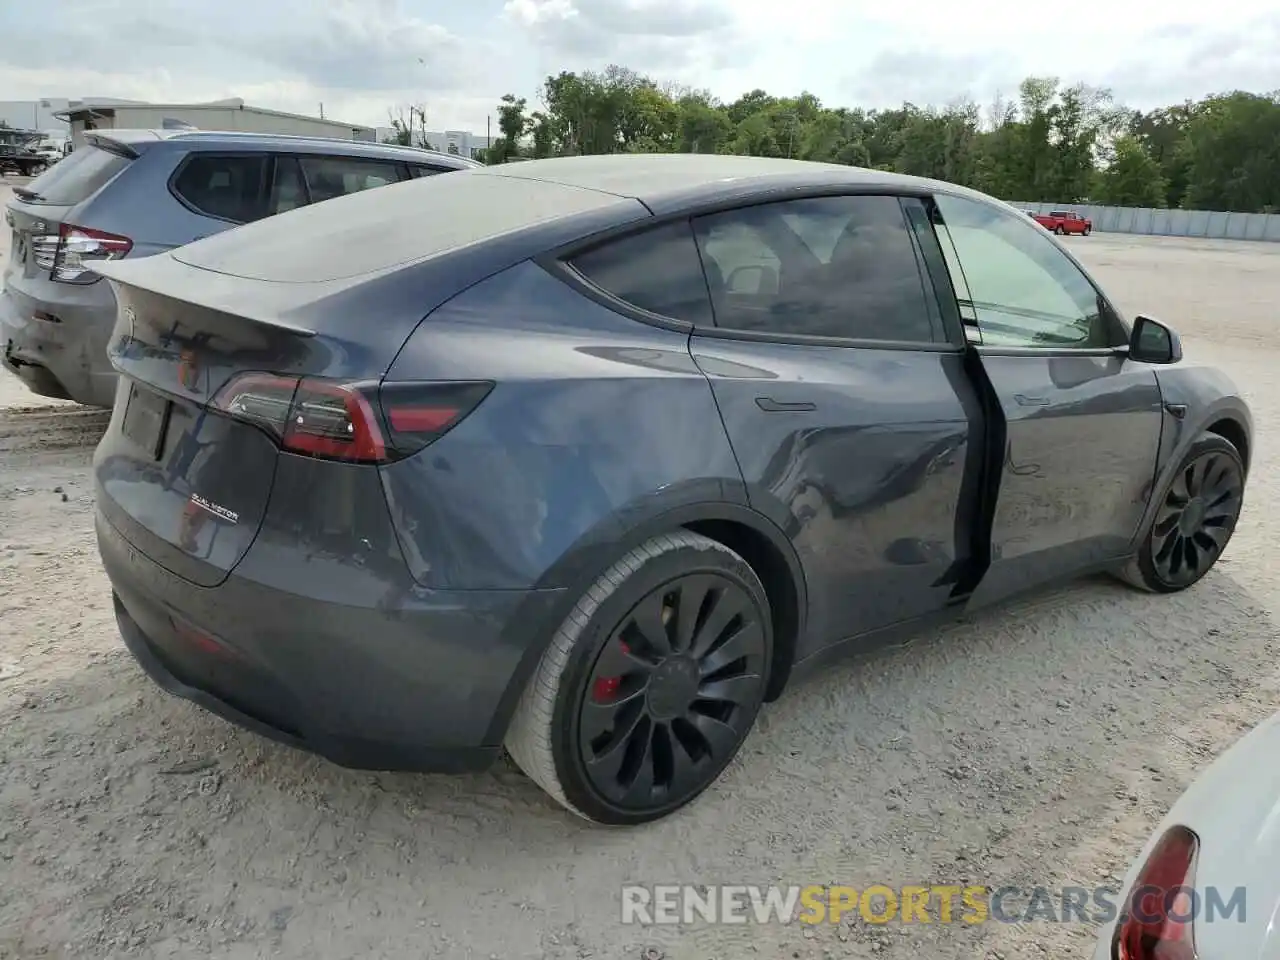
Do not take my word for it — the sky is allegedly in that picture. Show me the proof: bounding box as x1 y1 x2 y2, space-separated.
2 0 1279 134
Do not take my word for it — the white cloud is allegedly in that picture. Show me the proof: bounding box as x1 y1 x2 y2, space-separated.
0 0 1276 134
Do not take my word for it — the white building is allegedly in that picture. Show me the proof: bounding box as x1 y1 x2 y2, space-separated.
434 130 494 159
0 98 74 135
53 98 375 147
374 126 494 160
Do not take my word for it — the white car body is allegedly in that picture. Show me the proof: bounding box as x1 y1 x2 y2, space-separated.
1093 710 1280 959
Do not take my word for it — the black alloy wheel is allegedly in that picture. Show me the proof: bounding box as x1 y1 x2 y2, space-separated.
576 571 767 813
1149 447 1244 588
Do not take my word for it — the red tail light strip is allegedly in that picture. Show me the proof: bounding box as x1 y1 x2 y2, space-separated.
211 373 492 464
1113 825 1199 960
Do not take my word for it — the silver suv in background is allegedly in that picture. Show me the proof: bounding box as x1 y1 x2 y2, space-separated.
2 130 480 407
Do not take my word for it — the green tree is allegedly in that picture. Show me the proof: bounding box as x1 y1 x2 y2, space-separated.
485 65 1279 211
1181 92 1280 212
385 105 428 148
1130 104 1197 207
490 93 530 163
1096 136 1168 206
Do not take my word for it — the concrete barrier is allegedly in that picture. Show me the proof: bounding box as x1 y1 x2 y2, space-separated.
1007 200 1280 243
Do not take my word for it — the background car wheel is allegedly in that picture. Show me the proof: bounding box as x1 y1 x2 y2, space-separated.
504 531 772 825
1083 226 1092 236
1055 225 1066 235
1116 433 1245 593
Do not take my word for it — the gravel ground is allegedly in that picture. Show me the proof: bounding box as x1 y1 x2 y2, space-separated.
2 187 1279 959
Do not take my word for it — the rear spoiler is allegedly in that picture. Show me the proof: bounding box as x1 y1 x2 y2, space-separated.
93 256 319 338
84 133 141 160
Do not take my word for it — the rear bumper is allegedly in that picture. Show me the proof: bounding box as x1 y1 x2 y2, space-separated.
96 508 567 773
0 280 118 407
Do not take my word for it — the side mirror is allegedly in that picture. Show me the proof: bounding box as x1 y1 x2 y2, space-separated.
726 264 780 296
1129 315 1182 364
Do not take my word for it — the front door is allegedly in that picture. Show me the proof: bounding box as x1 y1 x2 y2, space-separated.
929 193 1164 607
686 193 987 657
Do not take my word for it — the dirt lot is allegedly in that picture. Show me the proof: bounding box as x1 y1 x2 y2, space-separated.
2 185 1279 959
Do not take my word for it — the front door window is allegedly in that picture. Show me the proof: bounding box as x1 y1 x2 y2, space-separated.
932 195 1119 349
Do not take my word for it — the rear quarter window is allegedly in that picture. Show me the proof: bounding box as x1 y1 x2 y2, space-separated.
21 144 132 205
171 154 271 224
569 221 713 325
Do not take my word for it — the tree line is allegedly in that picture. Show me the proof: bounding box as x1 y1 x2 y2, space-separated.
455 66 1280 214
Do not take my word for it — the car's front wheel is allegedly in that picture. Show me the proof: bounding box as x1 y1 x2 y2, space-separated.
1117 433 1245 592
505 531 772 824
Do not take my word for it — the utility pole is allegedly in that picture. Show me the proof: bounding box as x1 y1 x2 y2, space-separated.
319 102 325 119
486 115 491 164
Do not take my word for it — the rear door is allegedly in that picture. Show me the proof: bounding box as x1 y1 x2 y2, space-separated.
930 193 1163 607
684 194 986 656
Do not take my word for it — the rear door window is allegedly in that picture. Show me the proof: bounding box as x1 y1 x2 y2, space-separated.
692 195 943 343
172 154 271 224
299 156 406 202
568 220 713 325
20 143 132 205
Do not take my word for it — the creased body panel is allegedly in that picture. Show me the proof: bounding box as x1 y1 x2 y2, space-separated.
380 261 746 591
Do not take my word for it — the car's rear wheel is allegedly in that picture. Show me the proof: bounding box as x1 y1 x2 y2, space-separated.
505 531 772 824
1117 433 1245 593
1054 225 1067 235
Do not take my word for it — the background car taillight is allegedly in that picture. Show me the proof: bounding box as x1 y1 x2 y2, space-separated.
212 373 493 464
36 223 133 282
1113 825 1199 960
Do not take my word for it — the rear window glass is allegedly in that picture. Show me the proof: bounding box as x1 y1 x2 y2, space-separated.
22 144 131 205
170 173 636 283
172 154 270 224
570 221 713 325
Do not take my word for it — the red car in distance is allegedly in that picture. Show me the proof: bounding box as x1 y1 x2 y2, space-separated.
1027 209 1092 236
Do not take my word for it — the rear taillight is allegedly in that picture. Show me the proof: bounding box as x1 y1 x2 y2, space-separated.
212 373 492 464
1113 825 1199 960
42 223 133 283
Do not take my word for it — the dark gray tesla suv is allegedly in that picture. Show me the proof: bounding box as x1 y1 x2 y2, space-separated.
90 154 1252 824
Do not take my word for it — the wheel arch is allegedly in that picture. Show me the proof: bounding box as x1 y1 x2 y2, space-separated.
483 500 809 745
1206 415 1250 475
1128 395 1252 555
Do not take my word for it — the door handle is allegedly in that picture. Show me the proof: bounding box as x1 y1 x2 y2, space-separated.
1014 394 1050 406
756 397 816 413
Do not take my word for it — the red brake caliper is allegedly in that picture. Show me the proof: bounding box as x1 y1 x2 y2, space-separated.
591 641 629 702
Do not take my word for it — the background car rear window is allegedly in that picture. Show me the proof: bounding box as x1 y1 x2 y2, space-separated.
299 156 405 202
172 154 270 223
569 220 713 325
22 143 132 205
693 195 942 343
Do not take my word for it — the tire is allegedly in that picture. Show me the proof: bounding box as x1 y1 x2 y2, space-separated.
1115 433 1245 593
1054 225 1067 235
505 531 773 824
1083 226 1092 236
